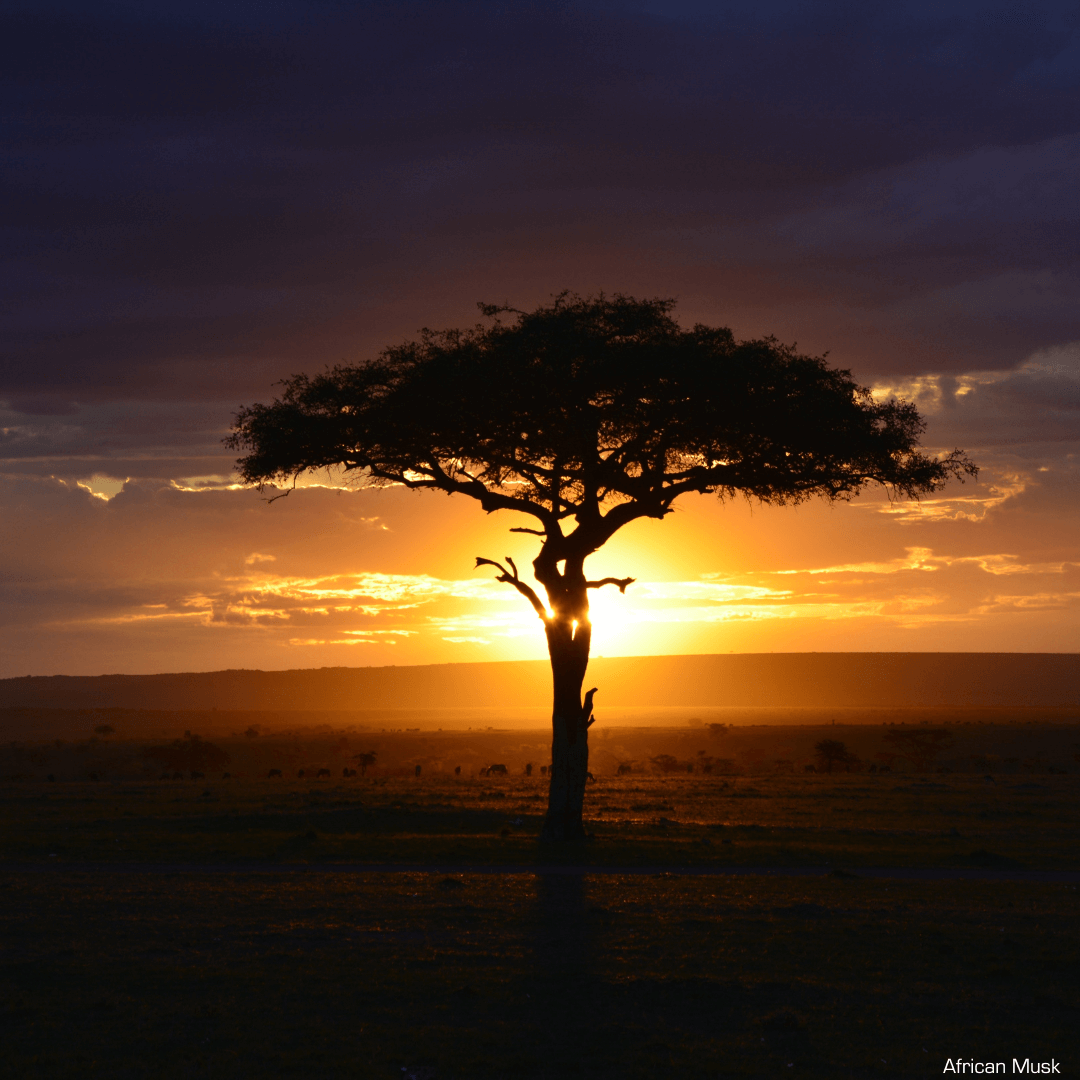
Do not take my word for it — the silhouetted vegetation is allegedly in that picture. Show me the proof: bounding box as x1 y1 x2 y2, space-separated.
228 293 976 839
814 739 858 773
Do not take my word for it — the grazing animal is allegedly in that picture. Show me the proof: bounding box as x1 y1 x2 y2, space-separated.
488 764 508 776
454 766 461 775
415 765 422 777
297 769 305 778
190 771 204 781
804 764 817 772
586 771 595 782
524 763 533 776
222 772 231 779
317 768 331 778
160 772 171 780
172 772 183 780
617 763 632 775
268 768 283 778
540 765 547 775
342 767 357 778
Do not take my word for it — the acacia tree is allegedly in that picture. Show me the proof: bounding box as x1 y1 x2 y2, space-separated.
227 293 976 840
814 739 857 773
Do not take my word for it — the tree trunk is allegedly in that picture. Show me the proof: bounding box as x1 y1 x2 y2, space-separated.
483 543 599 841
540 611 592 842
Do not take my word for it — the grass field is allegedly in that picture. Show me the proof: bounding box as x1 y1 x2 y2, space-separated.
1 868 1077 1078
1 770 1077 869
1 741 1078 1077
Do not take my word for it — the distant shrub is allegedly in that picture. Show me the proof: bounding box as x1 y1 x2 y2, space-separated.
814 739 858 773
354 751 377 776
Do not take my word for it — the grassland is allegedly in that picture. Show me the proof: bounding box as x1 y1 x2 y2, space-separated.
1 727 1078 1077
1 769 1077 870
1 868 1077 1078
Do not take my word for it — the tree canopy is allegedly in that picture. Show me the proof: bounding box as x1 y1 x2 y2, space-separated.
228 292 977 839
227 293 976 552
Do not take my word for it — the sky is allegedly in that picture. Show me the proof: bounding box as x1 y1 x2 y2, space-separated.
2 0 1079 676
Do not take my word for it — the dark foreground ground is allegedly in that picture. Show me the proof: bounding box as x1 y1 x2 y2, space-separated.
1 868 1077 1079
1 766 1078 1077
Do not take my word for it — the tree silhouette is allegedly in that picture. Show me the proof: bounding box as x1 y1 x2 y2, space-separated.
814 738 857 773
354 751 377 776
227 292 976 840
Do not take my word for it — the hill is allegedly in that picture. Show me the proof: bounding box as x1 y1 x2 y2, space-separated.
1 653 1077 711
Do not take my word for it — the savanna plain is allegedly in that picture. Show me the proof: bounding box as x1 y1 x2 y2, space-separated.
1 712 1077 1078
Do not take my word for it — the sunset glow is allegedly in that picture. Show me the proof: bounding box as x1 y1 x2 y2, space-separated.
1 2 1077 677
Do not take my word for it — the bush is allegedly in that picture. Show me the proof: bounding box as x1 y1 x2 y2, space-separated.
814 739 858 773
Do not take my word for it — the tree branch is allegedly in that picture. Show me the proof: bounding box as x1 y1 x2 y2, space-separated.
262 473 300 504
424 460 559 528
583 687 598 729
475 556 550 622
585 576 635 593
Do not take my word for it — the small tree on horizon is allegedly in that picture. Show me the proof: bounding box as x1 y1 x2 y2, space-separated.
227 292 976 840
814 738 858 773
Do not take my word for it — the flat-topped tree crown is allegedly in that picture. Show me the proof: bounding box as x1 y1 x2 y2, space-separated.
229 293 973 545
228 292 976 840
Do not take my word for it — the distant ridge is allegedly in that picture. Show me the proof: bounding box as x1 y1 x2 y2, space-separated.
1 654 1077 710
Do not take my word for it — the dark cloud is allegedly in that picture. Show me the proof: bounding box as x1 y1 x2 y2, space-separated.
2 2 1078 426
879 342 1080 456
